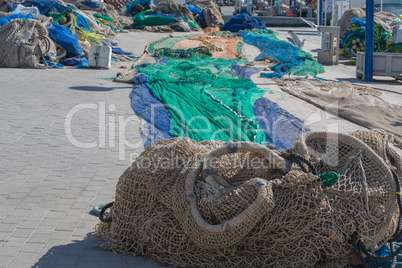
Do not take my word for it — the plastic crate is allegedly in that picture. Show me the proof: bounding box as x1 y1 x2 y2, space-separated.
356 52 402 79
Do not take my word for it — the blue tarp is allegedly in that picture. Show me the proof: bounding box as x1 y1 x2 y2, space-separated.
221 13 266 32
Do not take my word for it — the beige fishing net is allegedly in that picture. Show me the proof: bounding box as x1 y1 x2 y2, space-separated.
154 0 195 22
187 0 223 28
95 130 401 267
173 33 243 59
276 78 402 148
0 19 49 68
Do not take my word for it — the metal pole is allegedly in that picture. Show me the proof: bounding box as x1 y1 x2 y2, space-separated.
300 0 303 18
294 0 296 16
300 0 302 17
319 0 323 25
340 0 343 19
380 0 383 11
331 0 334 26
364 0 374 82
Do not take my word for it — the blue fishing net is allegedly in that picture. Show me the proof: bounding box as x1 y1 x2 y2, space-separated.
62 55 88 66
79 1 103 9
141 123 174 148
241 30 325 77
221 13 266 32
0 13 34 27
187 4 207 28
361 243 402 268
22 0 59 15
100 40 136 59
261 72 283 78
253 97 309 149
47 23 83 55
74 12 91 31
231 64 260 80
130 74 172 147
6 2 20 12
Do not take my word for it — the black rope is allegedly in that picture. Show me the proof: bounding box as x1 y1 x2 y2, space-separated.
99 202 114 223
279 152 317 175
351 232 375 268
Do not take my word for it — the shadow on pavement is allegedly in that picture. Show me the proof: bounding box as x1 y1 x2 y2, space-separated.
32 232 170 268
69 86 132 92
335 77 399 85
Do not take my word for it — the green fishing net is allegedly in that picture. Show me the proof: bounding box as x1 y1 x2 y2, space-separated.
138 58 266 143
133 10 178 26
154 46 212 59
147 34 202 53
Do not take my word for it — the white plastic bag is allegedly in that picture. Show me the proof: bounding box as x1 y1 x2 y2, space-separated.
10 4 40 16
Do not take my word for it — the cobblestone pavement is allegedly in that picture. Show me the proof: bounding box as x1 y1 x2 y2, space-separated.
0 29 401 268
0 32 182 268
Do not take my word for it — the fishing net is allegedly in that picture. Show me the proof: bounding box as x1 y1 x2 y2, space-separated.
133 10 192 32
340 18 397 57
172 32 244 59
146 34 201 53
0 18 49 68
337 8 366 39
95 129 402 268
47 22 83 55
186 0 223 28
241 29 325 77
136 57 266 143
129 34 308 149
339 11 402 57
253 97 309 150
276 77 402 148
221 13 266 32
154 46 212 59
154 0 195 22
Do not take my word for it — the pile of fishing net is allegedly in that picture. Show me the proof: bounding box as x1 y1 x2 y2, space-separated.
132 9 198 32
95 129 402 268
128 0 222 32
0 0 135 68
0 18 53 68
338 8 402 58
275 77 402 148
187 0 223 28
171 31 244 59
221 13 266 32
241 29 325 78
